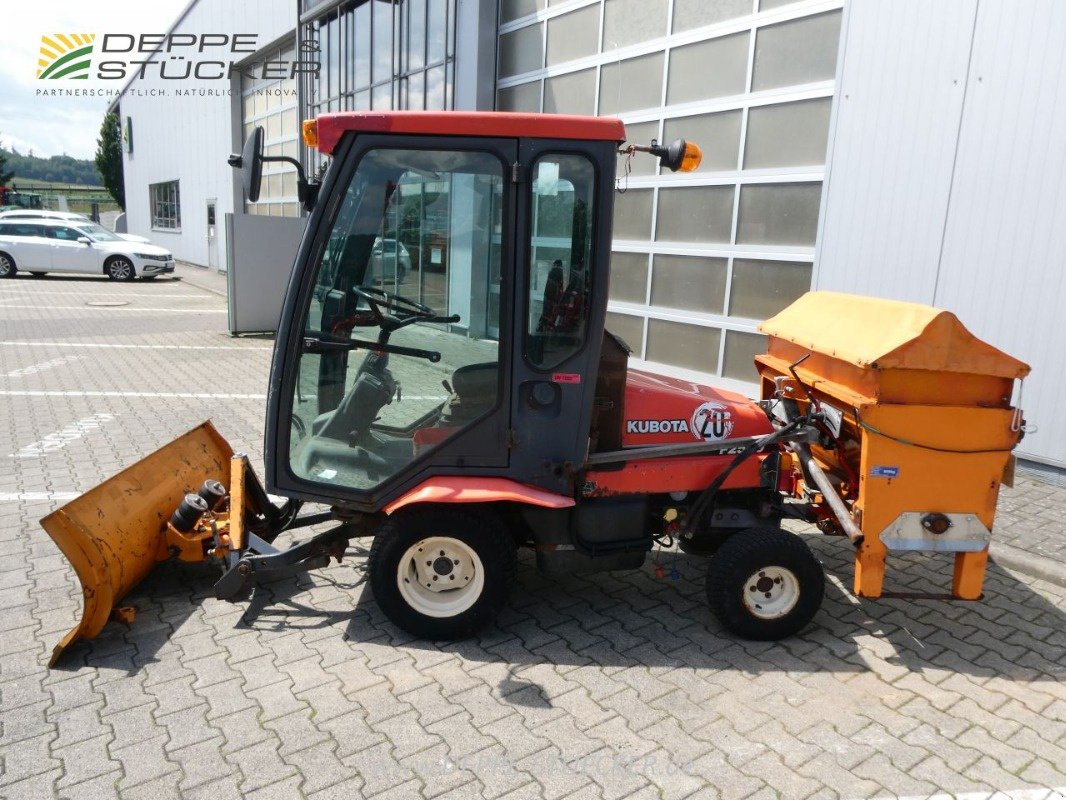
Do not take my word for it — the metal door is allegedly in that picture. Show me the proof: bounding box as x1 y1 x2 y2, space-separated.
206 200 218 269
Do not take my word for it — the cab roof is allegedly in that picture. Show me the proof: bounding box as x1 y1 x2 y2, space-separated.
313 111 627 155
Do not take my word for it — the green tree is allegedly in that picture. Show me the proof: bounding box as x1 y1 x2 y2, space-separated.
0 133 14 186
94 112 124 209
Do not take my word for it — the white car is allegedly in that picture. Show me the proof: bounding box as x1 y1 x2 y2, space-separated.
0 209 88 221
0 218 175 280
0 210 150 243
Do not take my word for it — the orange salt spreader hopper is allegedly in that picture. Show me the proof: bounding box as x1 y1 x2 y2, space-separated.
755 291 1030 600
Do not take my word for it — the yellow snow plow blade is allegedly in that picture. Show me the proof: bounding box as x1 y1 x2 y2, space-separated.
41 421 233 666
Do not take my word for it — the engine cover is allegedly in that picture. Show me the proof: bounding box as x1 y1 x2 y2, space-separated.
621 369 772 447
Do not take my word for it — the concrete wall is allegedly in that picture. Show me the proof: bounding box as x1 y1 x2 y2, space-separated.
117 0 296 270
815 0 1066 467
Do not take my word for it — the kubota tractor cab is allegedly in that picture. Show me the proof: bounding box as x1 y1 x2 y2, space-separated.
41 112 1029 665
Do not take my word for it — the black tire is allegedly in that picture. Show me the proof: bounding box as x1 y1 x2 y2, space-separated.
368 507 516 640
0 252 16 278
106 256 136 281
706 527 824 640
30 271 47 277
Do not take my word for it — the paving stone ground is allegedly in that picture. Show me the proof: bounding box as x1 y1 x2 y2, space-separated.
1 270 1064 800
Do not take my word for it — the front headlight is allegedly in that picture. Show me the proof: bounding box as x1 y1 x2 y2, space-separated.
134 252 167 261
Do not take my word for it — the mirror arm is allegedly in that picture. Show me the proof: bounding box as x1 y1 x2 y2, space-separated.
261 155 319 212
261 154 305 177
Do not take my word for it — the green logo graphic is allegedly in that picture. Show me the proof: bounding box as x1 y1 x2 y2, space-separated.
38 34 96 80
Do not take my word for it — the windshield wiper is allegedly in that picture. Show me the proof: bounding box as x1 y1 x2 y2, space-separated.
302 332 441 363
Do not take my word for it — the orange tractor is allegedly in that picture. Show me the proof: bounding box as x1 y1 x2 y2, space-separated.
42 112 1029 665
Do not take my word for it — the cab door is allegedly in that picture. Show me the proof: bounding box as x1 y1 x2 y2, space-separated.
267 133 516 510
508 138 618 495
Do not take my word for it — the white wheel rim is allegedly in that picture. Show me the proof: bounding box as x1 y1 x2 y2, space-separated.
397 536 484 618
742 566 800 620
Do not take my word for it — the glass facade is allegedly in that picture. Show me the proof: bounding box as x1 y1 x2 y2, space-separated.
496 0 842 387
300 0 458 172
241 42 301 218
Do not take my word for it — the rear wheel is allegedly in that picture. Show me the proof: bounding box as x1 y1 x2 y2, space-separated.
106 257 136 281
706 528 824 640
368 508 516 639
0 253 15 278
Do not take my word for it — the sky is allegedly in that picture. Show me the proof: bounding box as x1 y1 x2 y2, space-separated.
0 2 191 160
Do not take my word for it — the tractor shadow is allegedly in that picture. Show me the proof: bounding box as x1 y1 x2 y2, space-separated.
346 533 1066 683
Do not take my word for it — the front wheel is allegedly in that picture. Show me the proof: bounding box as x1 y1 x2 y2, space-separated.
368 508 516 639
706 528 824 640
106 257 136 281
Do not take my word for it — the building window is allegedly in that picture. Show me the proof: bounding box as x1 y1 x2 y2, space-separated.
150 181 181 230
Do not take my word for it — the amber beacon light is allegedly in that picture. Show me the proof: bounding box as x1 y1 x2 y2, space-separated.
622 137 702 172
302 118 319 149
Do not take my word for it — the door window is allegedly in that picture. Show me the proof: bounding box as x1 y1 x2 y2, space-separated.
289 147 505 491
48 226 83 241
525 154 597 369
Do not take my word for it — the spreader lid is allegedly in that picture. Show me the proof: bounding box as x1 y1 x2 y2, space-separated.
759 292 1030 378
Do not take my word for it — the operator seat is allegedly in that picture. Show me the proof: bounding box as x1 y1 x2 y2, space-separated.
440 362 499 423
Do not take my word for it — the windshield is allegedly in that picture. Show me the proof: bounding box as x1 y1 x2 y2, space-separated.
75 224 123 242
288 147 505 492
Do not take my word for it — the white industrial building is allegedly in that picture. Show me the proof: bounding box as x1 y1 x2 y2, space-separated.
112 0 1066 469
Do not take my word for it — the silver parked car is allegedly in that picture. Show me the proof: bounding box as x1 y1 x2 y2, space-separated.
0 219 175 280
369 237 411 285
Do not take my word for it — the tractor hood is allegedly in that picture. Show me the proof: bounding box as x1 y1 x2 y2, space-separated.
621 369 772 447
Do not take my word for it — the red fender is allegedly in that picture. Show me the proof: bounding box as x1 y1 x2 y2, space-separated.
383 477 575 515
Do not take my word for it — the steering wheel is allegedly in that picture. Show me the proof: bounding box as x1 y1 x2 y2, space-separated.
353 285 436 326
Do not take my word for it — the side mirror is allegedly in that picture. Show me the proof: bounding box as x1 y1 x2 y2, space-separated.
77 236 92 245
228 124 320 211
228 126 265 203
